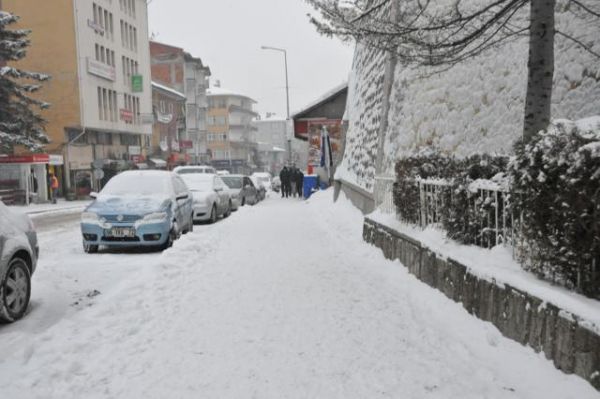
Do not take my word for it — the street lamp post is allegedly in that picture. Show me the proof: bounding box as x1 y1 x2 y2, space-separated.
260 46 292 165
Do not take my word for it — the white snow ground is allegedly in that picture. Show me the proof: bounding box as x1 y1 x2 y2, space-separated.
0 191 597 398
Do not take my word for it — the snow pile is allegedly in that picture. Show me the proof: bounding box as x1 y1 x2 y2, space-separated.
0 194 597 397
334 42 387 191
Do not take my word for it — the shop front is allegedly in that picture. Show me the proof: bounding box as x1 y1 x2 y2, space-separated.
0 154 64 205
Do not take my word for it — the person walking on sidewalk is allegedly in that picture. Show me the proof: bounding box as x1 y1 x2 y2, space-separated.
49 173 59 204
279 166 289 198
295 168 304 199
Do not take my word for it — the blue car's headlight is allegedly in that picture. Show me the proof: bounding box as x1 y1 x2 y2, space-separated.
82 212 99 223
136 212 169 227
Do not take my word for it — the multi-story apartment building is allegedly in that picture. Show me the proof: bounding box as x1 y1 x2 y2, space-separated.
150 81 186 168
149 41 210 164
3 0 153 193
206 87 259 174
252 115 290 174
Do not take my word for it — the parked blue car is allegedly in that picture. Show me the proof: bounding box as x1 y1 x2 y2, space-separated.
80 170 194 253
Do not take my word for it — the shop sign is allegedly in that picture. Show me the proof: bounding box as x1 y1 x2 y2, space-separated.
180 140 193 149
87 19 105 35
120 109 134 122
132 75 143 92
87 20 104 35
156 112 173 124
0 154 49 164
128 146 141 156
49 154 64 165
93 168 105 180
141 113 154 124
87 58 116 81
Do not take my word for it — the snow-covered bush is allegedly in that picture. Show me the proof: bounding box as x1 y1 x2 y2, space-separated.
442 155 509 247
509 118 600 298
392 150 457 224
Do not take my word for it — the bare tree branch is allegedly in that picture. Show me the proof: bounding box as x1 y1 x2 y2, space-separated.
556 29 600 58
570 0 600 19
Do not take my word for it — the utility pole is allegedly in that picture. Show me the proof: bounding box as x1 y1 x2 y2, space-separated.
260 46 292 165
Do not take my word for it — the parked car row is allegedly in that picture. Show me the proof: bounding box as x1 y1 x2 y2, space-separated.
0 167 271 323
80 168 267 254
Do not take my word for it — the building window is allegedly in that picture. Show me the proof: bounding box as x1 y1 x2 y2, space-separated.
102 88 108 122
97 132 113 145
108 13 114 40
120 134 140 146
133 27 137 51
97 87 103 120
68 130 87 144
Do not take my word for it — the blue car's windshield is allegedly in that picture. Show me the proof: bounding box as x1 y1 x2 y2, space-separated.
101 174 171 196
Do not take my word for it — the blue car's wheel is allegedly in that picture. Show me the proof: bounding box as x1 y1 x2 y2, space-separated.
83 242 99 254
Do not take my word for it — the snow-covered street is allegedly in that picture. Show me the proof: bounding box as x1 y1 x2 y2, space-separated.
0 191 596 398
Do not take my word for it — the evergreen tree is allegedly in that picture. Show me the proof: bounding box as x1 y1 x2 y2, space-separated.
0 11 50 153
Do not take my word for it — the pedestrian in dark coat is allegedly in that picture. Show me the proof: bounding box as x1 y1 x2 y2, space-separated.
295 169 304 199
279 166 290 198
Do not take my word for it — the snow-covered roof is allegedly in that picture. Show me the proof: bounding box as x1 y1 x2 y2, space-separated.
207 87 256 103
151 81 185 100
291 81 348 119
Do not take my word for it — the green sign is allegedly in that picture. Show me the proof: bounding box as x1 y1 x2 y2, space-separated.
132 75 143 92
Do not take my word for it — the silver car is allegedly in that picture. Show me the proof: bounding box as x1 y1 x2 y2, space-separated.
180 174 232 223
0 201 38 322
221 175 259 206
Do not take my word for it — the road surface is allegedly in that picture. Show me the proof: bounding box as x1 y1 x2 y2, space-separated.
0 192 595 398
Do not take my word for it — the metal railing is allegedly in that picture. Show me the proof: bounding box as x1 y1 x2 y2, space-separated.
416 177 515 249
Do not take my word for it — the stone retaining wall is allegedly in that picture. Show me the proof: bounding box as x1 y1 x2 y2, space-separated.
363 217 600 391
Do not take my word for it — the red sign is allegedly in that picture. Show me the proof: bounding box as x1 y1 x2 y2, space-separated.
120 109 134 122
0 154 50 164
180 140 193 149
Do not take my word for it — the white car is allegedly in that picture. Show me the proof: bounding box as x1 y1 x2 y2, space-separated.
173 165 217 175
180 174 232 223
251 172 272 191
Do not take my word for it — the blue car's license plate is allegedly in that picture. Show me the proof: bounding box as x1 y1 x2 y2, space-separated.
107 227 135 238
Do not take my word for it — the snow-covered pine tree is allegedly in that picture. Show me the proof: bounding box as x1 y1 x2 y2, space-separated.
0 10 50 153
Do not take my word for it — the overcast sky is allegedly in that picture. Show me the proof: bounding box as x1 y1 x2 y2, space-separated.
147 0 354 118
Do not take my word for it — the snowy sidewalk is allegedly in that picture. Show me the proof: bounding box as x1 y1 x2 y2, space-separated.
8 199 90 215
0 192 596 398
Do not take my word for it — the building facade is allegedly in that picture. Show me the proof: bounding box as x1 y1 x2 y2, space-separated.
149 41 210 164
206 88 259 174
150 81 186 169
4 0 153 194
252 116 289 175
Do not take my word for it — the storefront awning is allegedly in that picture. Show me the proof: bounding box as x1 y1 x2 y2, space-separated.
0 154 50 164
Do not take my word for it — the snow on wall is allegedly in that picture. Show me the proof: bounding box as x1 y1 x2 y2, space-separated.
335 42 387 192
339 1 600 188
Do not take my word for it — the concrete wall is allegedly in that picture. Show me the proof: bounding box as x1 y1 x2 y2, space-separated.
363 217 600 391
